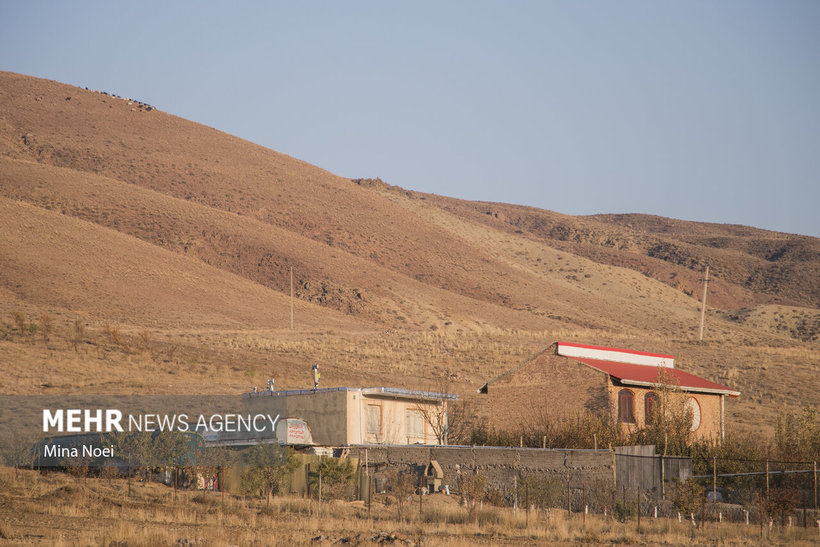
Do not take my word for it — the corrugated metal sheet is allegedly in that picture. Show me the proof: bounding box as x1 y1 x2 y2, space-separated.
243 386 457 401
570 357 740 396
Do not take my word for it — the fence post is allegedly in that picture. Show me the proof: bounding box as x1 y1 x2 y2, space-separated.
814 461 817 509
712 456 717 507
513 475 518 514
525 481 529 528
582 483 586 525
660 453 665 500
766 459 770 499
419 473 423 516
612 450 617 489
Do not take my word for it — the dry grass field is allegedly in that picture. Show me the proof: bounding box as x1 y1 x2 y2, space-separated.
0 71 818 543
1 467 817 546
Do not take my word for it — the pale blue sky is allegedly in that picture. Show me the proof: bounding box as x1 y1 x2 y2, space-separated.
2 1 818 237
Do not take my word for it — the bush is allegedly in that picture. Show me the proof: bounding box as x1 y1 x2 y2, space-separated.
237 446 299 498
309 457 356 501
613 498 637 522
671 478 702 517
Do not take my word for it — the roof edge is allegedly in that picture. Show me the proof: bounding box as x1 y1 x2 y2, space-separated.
619 379 740 397
557 341 674 360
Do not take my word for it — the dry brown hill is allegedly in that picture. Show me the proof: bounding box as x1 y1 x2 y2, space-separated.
0 71 817 434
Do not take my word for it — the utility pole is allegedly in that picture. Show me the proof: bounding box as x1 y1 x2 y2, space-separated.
290 266 294 329
698 265 709 341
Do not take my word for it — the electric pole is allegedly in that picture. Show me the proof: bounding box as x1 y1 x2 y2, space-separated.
698 265 709 341
290 266 294 329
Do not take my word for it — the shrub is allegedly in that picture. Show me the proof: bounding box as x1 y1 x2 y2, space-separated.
309 457 356 501
10 311 26 335
39 313 53 343
671 478 703 517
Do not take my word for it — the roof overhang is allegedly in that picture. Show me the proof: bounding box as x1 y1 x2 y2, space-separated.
245 386 457 401
557 341 674 368
361 387 457 402
618 378 741 397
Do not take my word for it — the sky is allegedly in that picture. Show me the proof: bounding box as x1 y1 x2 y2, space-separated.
1 1 819 237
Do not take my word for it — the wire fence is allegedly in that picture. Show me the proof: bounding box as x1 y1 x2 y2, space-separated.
520 453 820 529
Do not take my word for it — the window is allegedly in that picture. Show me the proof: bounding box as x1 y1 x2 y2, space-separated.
644 392 658 424
685 397 701 432
618 389 635 424
406 409 424 440
366 405 381 435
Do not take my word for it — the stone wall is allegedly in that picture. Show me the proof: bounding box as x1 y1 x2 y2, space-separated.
350 445 614 501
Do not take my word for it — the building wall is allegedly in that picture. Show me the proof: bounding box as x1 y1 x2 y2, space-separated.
481 352 611 430
606 383 723 441
243 390 349 446
481 352 724 442
244 390 447 446
355 393 445 445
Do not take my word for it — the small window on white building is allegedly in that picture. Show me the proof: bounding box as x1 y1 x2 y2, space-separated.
406 409 424 440
367 405 381 435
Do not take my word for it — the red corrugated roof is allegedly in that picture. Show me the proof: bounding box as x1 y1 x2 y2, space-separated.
570 357 740 397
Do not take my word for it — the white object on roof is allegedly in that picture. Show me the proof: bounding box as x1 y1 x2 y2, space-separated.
556 342 674 368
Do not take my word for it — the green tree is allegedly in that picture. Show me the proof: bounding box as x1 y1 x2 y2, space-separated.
309 457 356 501
238 445 299 498
774 406 820 462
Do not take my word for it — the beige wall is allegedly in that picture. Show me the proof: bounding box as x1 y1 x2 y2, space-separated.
244 390 447 446
355 393 445 445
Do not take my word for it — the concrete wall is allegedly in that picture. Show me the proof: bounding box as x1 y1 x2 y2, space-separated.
614 445 692 494
243 390 349 446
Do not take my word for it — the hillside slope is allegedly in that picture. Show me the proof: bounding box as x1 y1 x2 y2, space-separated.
0 71 817 432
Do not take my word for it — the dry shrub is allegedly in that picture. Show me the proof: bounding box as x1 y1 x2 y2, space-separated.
39 313 53 342
10 310 26 335
71 319 85 352
671 478 703 518
385 467 417 520
764 487 801 525
102 322 125 349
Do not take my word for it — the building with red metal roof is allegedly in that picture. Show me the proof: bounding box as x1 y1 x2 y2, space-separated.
478 342 739 442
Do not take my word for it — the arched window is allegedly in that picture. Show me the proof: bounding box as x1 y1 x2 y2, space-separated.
685 397 701 432
644 392 659 424
618 389 635 424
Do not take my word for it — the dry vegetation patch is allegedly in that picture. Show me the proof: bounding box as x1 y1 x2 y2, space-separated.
1 467 817 545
